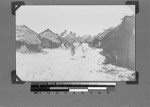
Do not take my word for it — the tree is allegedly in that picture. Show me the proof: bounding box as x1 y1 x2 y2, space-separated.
73 33 76 37
69 31 73 36
60 29 67 37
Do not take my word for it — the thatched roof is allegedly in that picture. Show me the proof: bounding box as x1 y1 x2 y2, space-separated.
96 28 113 40
121 15 135 23
39 29 61 43
16 25 41 45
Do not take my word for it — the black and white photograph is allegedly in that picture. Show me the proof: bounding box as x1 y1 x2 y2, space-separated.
16 5 135 81
1 0 150 106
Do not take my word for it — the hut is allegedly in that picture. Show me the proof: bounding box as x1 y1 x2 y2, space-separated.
39 29 61 49
100 15 135 70
16 25 42 53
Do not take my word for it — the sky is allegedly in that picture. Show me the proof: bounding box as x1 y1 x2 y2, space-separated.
16 5 135 36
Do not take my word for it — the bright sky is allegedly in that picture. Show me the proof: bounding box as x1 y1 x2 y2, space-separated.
16 5 135 36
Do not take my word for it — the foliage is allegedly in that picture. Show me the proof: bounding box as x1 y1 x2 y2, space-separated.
18 45 29 53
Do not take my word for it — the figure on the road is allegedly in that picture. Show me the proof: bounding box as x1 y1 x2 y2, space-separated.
70 43 76 56
81 43 89 58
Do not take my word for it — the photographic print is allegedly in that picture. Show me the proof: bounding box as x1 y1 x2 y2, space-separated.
16 5 135 81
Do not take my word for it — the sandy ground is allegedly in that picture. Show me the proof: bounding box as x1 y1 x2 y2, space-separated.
16 46 135 81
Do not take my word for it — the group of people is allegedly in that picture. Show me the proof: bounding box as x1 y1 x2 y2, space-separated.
70 42 89 58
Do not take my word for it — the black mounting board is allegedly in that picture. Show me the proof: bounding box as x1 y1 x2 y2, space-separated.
125 71 139 84
11 1 25 15
11 70 25 84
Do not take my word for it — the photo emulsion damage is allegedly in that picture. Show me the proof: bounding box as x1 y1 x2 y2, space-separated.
16 5 135 81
